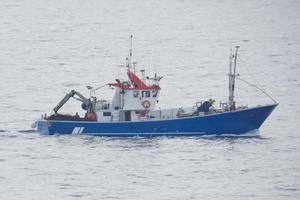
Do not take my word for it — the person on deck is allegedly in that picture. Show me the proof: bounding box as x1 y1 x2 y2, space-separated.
196 98 215 114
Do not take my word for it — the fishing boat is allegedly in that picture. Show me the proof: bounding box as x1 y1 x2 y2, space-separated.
34 36 278 136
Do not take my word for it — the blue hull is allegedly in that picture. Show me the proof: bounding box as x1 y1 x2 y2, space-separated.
37 104 277 136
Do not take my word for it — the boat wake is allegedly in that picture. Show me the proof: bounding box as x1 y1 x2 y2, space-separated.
18 129 38 133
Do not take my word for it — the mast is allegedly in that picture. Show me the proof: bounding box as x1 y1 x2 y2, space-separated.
228 46 239 111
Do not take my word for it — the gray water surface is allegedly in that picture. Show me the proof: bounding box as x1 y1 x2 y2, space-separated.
0 0 299 199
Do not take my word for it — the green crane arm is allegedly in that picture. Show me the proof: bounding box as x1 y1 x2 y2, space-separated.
53 90 92 113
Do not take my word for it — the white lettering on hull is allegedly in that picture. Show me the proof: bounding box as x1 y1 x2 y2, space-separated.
72 127 84 135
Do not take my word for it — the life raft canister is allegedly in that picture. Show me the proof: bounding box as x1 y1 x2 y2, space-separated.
141 100 151 109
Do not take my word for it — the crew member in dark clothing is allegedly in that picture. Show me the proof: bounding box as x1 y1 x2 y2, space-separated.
197 98 215 114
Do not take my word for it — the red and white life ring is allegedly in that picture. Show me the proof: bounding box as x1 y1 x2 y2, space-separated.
141 100 151 109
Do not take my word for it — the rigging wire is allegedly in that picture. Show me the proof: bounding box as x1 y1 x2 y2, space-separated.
236 55 277 104
236 76 277 104
237 55 264 89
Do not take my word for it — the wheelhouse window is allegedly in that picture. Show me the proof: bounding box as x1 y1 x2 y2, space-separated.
133 91 139 98
103 112 111 116
152 90 158 97
142 90 151 98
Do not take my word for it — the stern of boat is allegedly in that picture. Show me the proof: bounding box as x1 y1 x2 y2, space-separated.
36 120 50 135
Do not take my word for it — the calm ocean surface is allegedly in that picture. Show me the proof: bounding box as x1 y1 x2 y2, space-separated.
0 0 299 199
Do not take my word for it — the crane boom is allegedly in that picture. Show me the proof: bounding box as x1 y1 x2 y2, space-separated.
53 90 92 113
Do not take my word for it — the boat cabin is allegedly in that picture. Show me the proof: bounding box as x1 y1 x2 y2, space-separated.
94 70 161 122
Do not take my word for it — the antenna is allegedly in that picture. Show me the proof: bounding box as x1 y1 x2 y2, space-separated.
128 35 133 71
233 46 240 84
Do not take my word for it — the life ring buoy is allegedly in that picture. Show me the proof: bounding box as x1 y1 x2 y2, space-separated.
141 100 151 109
